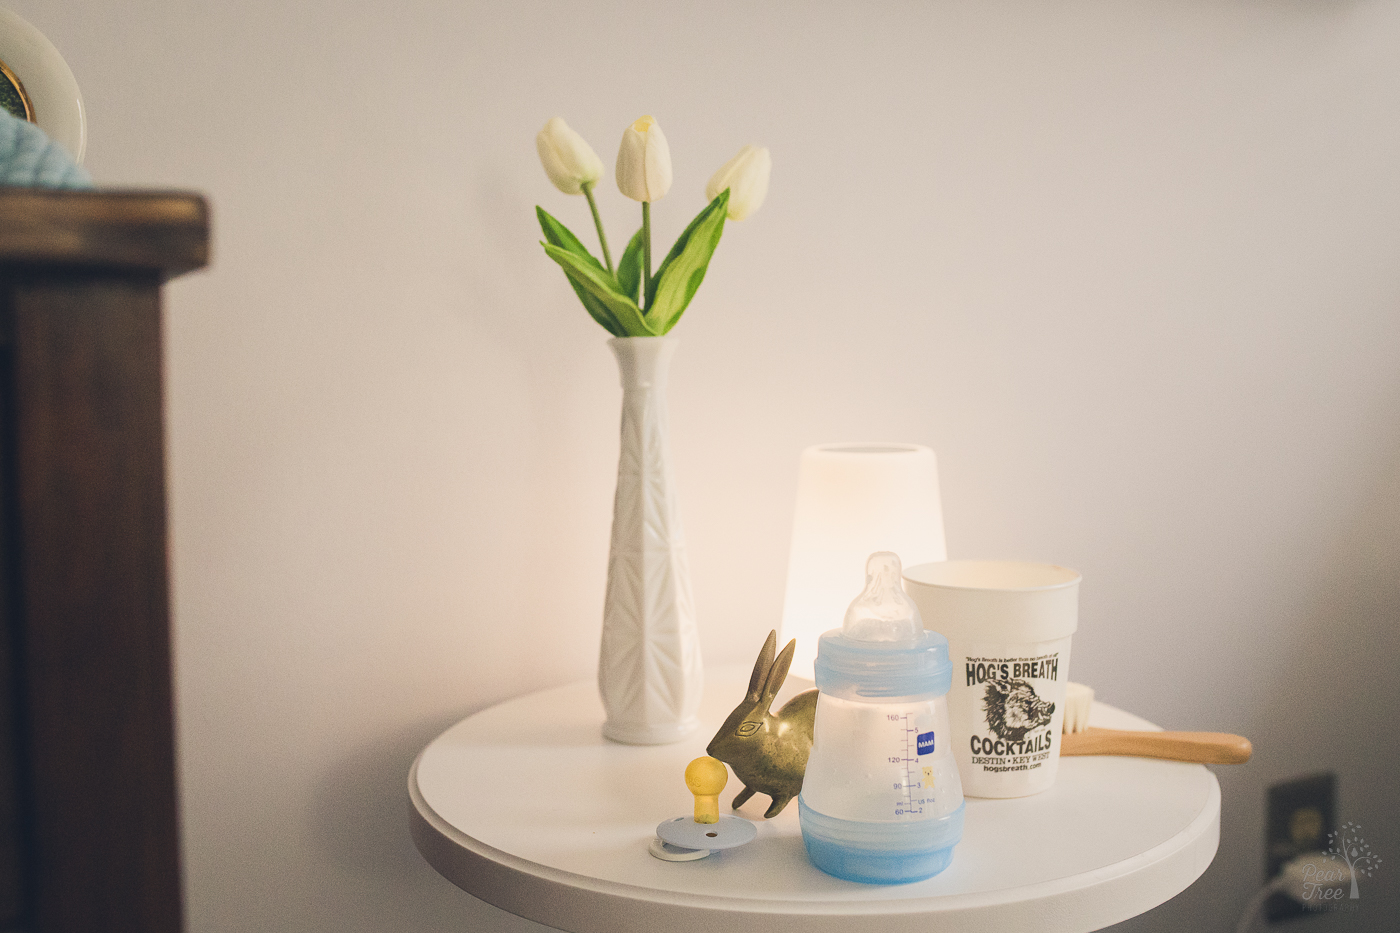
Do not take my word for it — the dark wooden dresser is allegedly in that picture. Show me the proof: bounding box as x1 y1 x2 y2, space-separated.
0 189 208 933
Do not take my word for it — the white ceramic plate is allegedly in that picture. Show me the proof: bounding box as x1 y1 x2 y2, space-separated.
0 7 85 163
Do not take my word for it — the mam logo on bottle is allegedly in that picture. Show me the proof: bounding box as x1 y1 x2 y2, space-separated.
917 731 936 755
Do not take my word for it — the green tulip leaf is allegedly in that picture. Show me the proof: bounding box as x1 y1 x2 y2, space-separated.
542 243 655 337
645 189 728 309
563 267 626 336
617 227 645 304
645 189 729 334
537 206 606 273
538 206 630 335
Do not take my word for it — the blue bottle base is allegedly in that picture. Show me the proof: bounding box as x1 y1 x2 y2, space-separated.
803 833 956 885
798 797 965 885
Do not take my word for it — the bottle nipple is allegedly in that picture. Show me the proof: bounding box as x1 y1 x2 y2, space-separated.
841 552 924 643
685 756 728 824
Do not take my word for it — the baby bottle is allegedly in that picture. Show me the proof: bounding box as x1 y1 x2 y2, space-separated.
798 552 964 884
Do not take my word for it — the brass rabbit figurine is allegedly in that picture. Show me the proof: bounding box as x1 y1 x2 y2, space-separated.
706 630 818 818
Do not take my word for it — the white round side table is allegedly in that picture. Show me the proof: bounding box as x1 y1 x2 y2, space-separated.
409 668 1219 933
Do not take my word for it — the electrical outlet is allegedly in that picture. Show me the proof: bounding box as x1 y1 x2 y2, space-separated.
1265 772 1336 923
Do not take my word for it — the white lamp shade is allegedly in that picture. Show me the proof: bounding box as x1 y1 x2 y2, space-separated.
779 444 948 681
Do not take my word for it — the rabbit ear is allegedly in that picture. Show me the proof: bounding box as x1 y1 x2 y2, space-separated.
759 638 796 711
747 630 778 701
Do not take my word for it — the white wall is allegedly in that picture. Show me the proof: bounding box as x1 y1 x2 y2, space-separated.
10 0 1399 930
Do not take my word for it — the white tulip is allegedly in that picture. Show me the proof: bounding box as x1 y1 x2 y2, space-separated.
615 115 673 203
536 117 604 195
705 145 771 221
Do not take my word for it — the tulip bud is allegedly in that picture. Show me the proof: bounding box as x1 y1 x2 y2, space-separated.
705 145 771 221
615 114 673 203
536 117 604 195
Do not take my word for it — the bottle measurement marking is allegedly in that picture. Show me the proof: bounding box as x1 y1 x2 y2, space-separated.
887 713 928 818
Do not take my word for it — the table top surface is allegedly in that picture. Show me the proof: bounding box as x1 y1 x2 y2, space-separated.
409 666 1220 933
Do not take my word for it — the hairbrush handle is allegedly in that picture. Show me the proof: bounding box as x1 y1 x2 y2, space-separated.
1061 727 1252 764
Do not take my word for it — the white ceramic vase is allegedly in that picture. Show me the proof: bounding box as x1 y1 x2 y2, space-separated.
598 336 703 745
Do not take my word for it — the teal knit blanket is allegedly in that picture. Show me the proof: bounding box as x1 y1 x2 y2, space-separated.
0 108 91 188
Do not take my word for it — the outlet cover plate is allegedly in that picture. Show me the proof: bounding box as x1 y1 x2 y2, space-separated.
1265 772 1336 923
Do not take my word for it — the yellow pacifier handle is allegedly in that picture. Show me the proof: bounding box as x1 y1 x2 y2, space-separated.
684 756 728 824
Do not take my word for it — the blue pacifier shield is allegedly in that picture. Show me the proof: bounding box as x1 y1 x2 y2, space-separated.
655 815 757 851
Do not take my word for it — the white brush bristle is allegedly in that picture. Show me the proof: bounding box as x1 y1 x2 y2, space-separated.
1063 682 1094 733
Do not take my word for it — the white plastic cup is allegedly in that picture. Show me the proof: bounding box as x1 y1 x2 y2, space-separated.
902 561 1080 798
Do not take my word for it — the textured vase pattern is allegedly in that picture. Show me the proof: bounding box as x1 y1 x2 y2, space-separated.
598 337 703 745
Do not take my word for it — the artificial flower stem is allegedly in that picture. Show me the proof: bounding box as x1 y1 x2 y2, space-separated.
582 182 613 274
641 201 652 311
